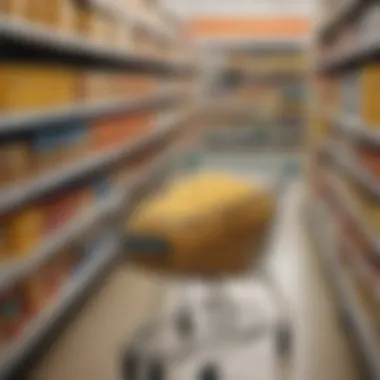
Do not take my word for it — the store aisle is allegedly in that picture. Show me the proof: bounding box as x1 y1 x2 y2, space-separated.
29 181 361 380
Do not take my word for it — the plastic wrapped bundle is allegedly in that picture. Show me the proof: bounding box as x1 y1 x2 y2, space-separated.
125 171 275 276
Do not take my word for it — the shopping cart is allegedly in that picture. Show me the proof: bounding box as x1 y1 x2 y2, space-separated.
120 173 293 380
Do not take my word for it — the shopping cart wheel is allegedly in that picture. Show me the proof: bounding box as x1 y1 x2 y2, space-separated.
275 323 293 357
175 308 194 338
198 362 221 380
122 347 141 380
146 357 166 380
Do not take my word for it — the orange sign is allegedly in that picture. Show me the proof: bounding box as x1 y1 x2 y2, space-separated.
186 17 310 37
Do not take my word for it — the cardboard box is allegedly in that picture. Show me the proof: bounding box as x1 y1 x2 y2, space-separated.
1 0 28 19
0 64 77 112
0 139 31 185
7 207 43 257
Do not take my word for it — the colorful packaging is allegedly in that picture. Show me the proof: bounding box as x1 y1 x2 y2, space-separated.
22 268 50 315
43 191 75 234
32 129 64 174
0 139 32 186
7 206 43 257
0 218 7 262
361 64 380 126
1 0 28 20
61 123 89 163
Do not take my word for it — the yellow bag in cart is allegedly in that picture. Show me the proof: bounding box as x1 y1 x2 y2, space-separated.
125 171 275 276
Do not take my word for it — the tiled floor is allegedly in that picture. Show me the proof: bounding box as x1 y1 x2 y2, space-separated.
29 180 361 380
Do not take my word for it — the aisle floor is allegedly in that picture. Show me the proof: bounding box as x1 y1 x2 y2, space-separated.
29 181 361 380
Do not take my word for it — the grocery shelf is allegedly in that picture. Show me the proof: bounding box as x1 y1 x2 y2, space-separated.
331 113 380 145
307 199 380 380
317 0 372 42
0 238 119 380
348 242 380 301
326 171 380 255
0 197 116 291
0 88 185 136
319 37 380 74
85 0 176 44
331 148 380 198
0 138 180 293
197 37 309 52
0 110 190 214
0 17 192 75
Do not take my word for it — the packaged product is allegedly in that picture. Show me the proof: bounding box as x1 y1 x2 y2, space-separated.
0 218 7 262
361 64 380 126
356 145 380 179
22 267 50 315
1 0 28 20
26 0 46 25
32 128 64 174
7 206 43 257
43 191 75 234
0 138 32 186
0 64 76 112
61 123 89 163
0 288 26 341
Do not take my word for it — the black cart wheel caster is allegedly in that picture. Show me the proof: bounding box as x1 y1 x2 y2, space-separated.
122 348 141 380
198 362 221 380
276 323 293 357
146 357 166 380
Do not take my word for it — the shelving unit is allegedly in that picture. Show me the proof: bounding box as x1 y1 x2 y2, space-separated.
202 39 307 153
317 0 374 42
0 110 190 213
0 17 192 74
0 238 119 380
0 87 185 135
306 198 380 380
308 0 380 377
0 1 199 378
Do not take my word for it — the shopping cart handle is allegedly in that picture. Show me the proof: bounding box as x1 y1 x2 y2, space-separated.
123 234 169 255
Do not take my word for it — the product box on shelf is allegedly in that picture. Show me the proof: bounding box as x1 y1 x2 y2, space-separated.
361 64 380 126
0 0 28 20
23 0 76 34
22 265 52 315
32 128 65 174
6 206 44 258
43 191 77 235
0 64 78 113
356 144 380 179
0 138 32 186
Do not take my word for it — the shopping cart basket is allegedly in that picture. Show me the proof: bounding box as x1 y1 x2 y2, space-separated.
121 173 292 380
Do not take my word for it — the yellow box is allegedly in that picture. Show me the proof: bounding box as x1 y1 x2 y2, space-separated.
0 64 77 112
0 140 31 185
1 0 28 20
7 207 43 257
